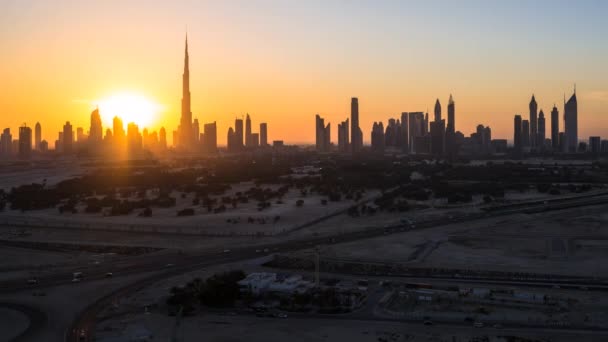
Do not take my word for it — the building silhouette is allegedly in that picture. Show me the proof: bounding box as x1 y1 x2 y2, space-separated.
62 121 73 154
430 119 445 156
203 122 217 153
192 118 200 145
537 110 546 150
18 124 32 159
260 123 268 147
529 95 538 149
89 108 103 145
434 99 441 122
245 114 252 148
159 127 167 150
408 112 424 153
564 87 578 152
513 115 522 153
446 95 456 157
522 120 530 148
350 98 362 153
234 118 244 150
315 114 330 152
337 119 349 153
34 122 41 151
551 105 559 151
370 122 385 153
400 112 409 152
177 35 194 150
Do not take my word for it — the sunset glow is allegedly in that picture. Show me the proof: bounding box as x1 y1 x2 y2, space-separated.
95 93 162 129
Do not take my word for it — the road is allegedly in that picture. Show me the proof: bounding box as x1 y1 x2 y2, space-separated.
0 302 47 342
3 192 608 341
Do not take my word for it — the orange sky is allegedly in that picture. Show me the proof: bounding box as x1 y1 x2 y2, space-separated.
1 1 607 146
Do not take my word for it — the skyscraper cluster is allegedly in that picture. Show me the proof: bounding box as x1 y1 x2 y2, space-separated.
514 89 579 154
227 114 269 152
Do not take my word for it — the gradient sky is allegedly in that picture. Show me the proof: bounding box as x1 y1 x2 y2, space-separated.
1 0 607 145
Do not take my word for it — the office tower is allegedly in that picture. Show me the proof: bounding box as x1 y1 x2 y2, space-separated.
251 133 260 148
62 121 73 154
76 127 86 143
350 97 362 153
601 140 608 153
39 140 48 152
558 132 566 152
315 114 330 152
551 105 559 150
408 112 424 153
34 122 41 151
529 95 538 149
384 119 398 147
245 114 252 147
113 116 125 139
537 110 546 150
259 123 268 147
227 127 235 152
159 127 167 149
0 128 13 157
203 122 217 153
234 118 244 149
400 112 409 152
423 112 429 135
104 129 113 144
89 108 103 144
564 87 578 152
178 35 193 149
430 119 445 156
522 120 530 147
142 128 149 148
513 115 522 152
337 119 349 153
371 122 385 153
483 126 492 152
447 95 455 134
18 125 32 159
434 99 441 122
193 118 200 144
127 122 142 154
589 137 601 154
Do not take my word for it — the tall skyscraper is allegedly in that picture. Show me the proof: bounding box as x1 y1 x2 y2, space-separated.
400 112 409 152
564 87 578 152
434 99 441 122
537 110 546 150
245 114 252 148
513 115 522 153
550 105 559 151
178 35 193 149
89 108 103 144
18 125 32 159
522 120 530 148
62 121 73 154
337 118 349 153
203 122 217 153
193 118 200 144
350 97 362 153
227 127 235 152
430 119 445 156
408 112 424 153
371 122 385 152
34 122 41 151
0 128 12 157
259 123 268 147
127 122 142 154
113 116 125 149
447 95 455 134
315 114 330 152
234 118 244 149
159 127 167 149
529 95 538 149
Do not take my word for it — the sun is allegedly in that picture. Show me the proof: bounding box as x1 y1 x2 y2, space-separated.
95 92 162 129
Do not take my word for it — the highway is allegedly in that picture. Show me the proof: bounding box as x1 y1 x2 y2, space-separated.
2 192 608 341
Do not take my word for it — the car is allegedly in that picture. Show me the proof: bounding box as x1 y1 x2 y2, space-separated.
492 324 503 329
27 278 39 285
165 263 175 268
423 320 433 326
474 322 484 328
72 278 81 283
255 249 261 253
105 272 113 278
277 313 288 318
32 290 46 296
223 249 231 253
263 248 269 253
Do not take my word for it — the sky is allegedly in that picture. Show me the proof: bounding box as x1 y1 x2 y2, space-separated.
1 0 607 145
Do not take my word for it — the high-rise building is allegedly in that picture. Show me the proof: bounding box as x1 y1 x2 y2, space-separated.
62 121 73 154
430 119 445 156
550 105 559 151
522 120 530 147
370 122 385 153
251 133 260 148
89 108 103 145
589 136 601 154
76 127 86 143
315 114 330 152
259 123 268 147
178 35 194 149
350 98 362 153
227 127 235 152
513 115 522 153
234 118 244 149
34 122 41 151
537 110 546 150
446 95 456 157
0 128 13 158
127 122 142 154
159 127 167 149
39 140 48 152
564 87 578 152
337 119 349 153
408 112 424 153
447 95 455 133
193 118 200 144
18 125 32 159
529 95 538 149
434 99 441 122
400 112 409 152
203 122 217 153
113 116 125 149
245 114 252 148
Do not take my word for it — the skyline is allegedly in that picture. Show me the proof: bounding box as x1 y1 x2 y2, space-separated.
2 1 608 145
